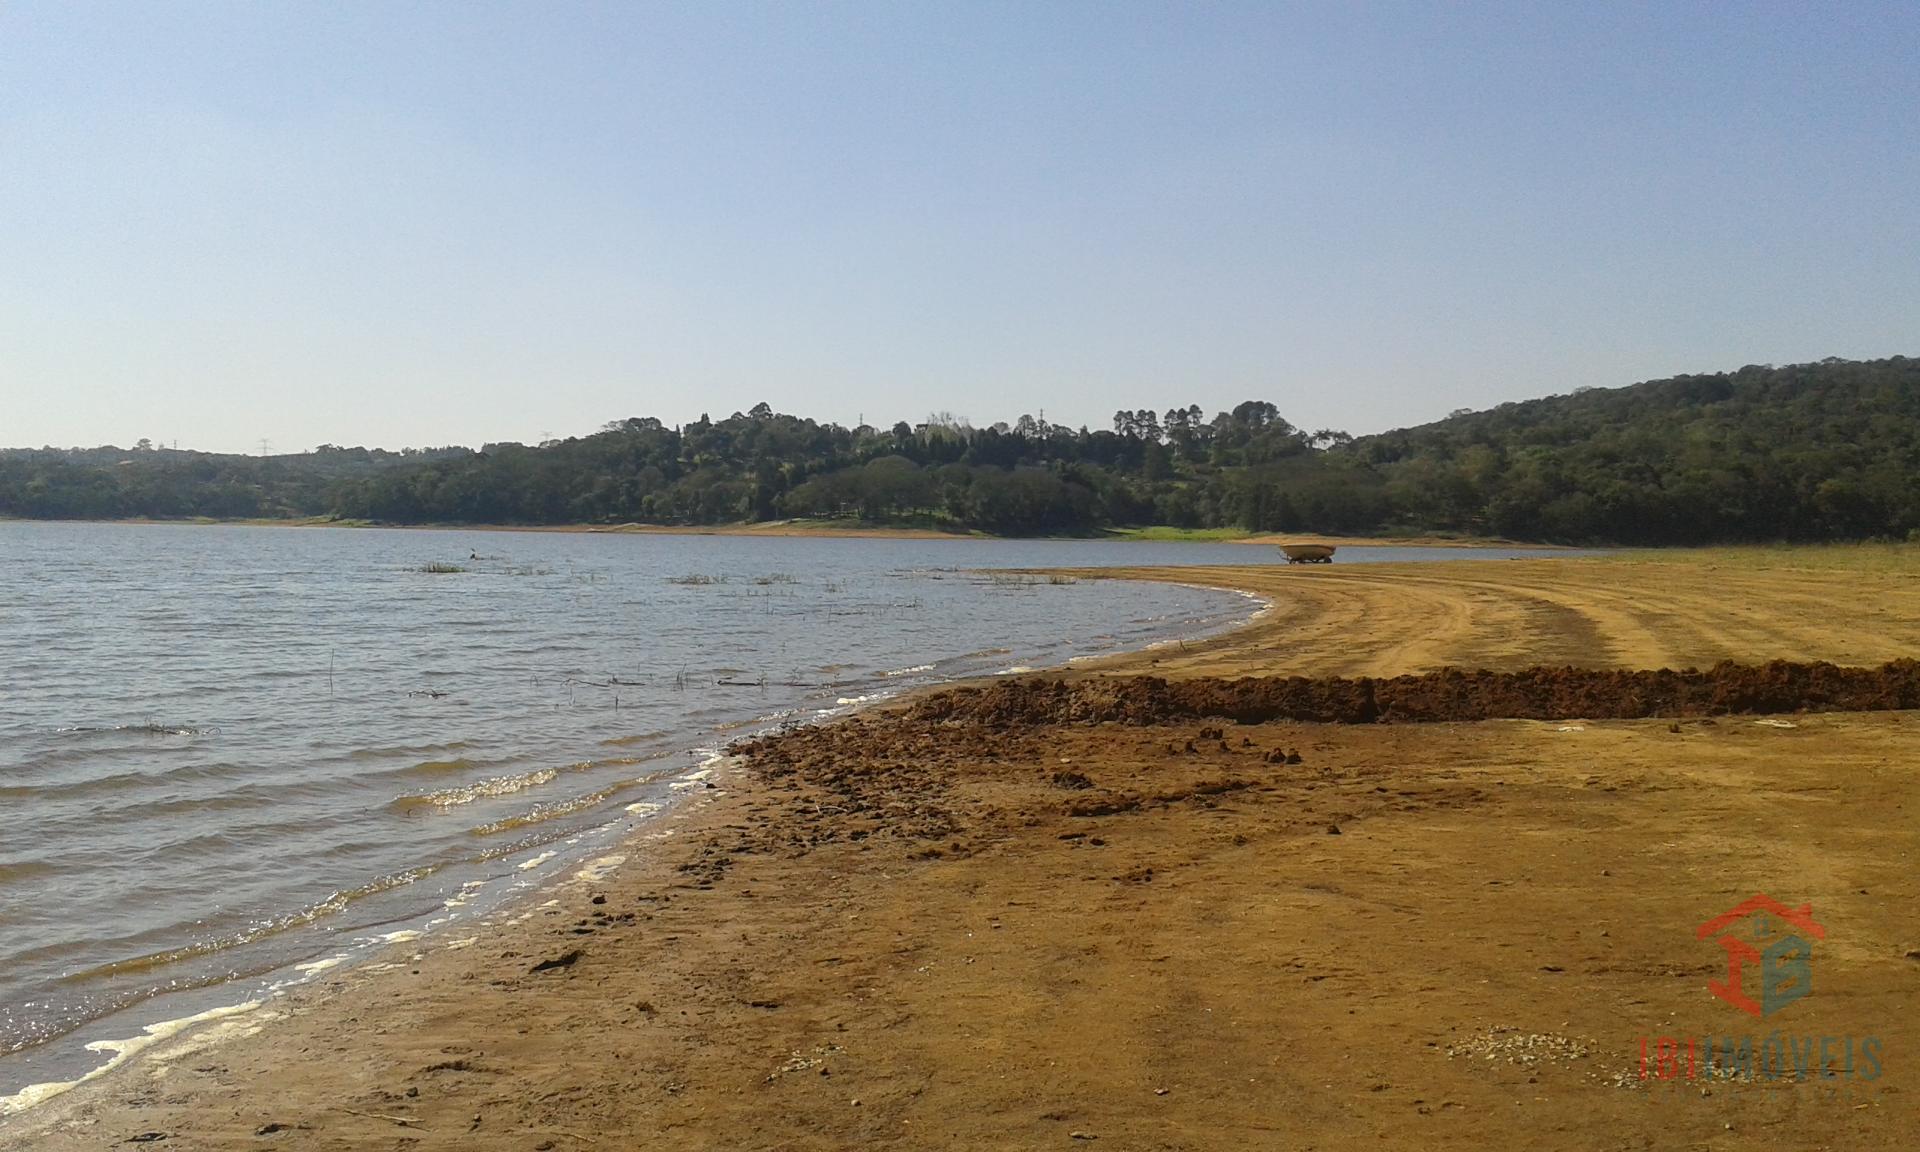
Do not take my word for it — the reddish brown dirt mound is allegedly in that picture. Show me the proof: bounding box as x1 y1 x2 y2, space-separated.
906 658 1920 726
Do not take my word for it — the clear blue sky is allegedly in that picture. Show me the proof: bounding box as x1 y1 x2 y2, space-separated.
2 1 1915 454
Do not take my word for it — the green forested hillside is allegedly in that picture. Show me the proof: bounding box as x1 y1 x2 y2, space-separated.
0 444 470 521
3 358 1915 544
1356 357 1920 543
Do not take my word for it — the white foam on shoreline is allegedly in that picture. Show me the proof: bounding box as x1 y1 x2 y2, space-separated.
5 734 718 1115
669 755 736 789
265 951 352 994
574 854 627 882
443 878 489 909
0 1000 264 1117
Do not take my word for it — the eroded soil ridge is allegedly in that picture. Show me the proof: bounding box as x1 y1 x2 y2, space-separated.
903 658 1920 726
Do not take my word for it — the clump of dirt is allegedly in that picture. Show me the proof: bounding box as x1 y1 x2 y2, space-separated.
905 658 1920 727
725 698 1475 865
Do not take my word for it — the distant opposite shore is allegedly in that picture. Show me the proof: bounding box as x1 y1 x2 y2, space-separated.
0 515 1564 549
9 360 1919 547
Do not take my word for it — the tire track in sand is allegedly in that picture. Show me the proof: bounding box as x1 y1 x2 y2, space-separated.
1061 555 1920 679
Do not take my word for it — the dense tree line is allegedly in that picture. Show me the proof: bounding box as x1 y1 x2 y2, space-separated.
322 400 1380 536
3 358 1916 544
1355 357 1920 543
0 444 468 521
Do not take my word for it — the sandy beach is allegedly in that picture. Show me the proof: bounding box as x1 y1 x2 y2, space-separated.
5 550 1918 1149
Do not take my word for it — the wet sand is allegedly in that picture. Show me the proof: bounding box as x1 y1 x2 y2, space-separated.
5 552 1919 1149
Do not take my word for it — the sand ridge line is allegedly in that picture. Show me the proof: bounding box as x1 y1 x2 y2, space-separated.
899 657 1920 727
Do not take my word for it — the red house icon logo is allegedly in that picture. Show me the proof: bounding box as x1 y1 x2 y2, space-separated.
1695 894 1826 1018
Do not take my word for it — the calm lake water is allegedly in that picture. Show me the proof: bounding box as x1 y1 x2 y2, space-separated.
0 523 1576 1102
